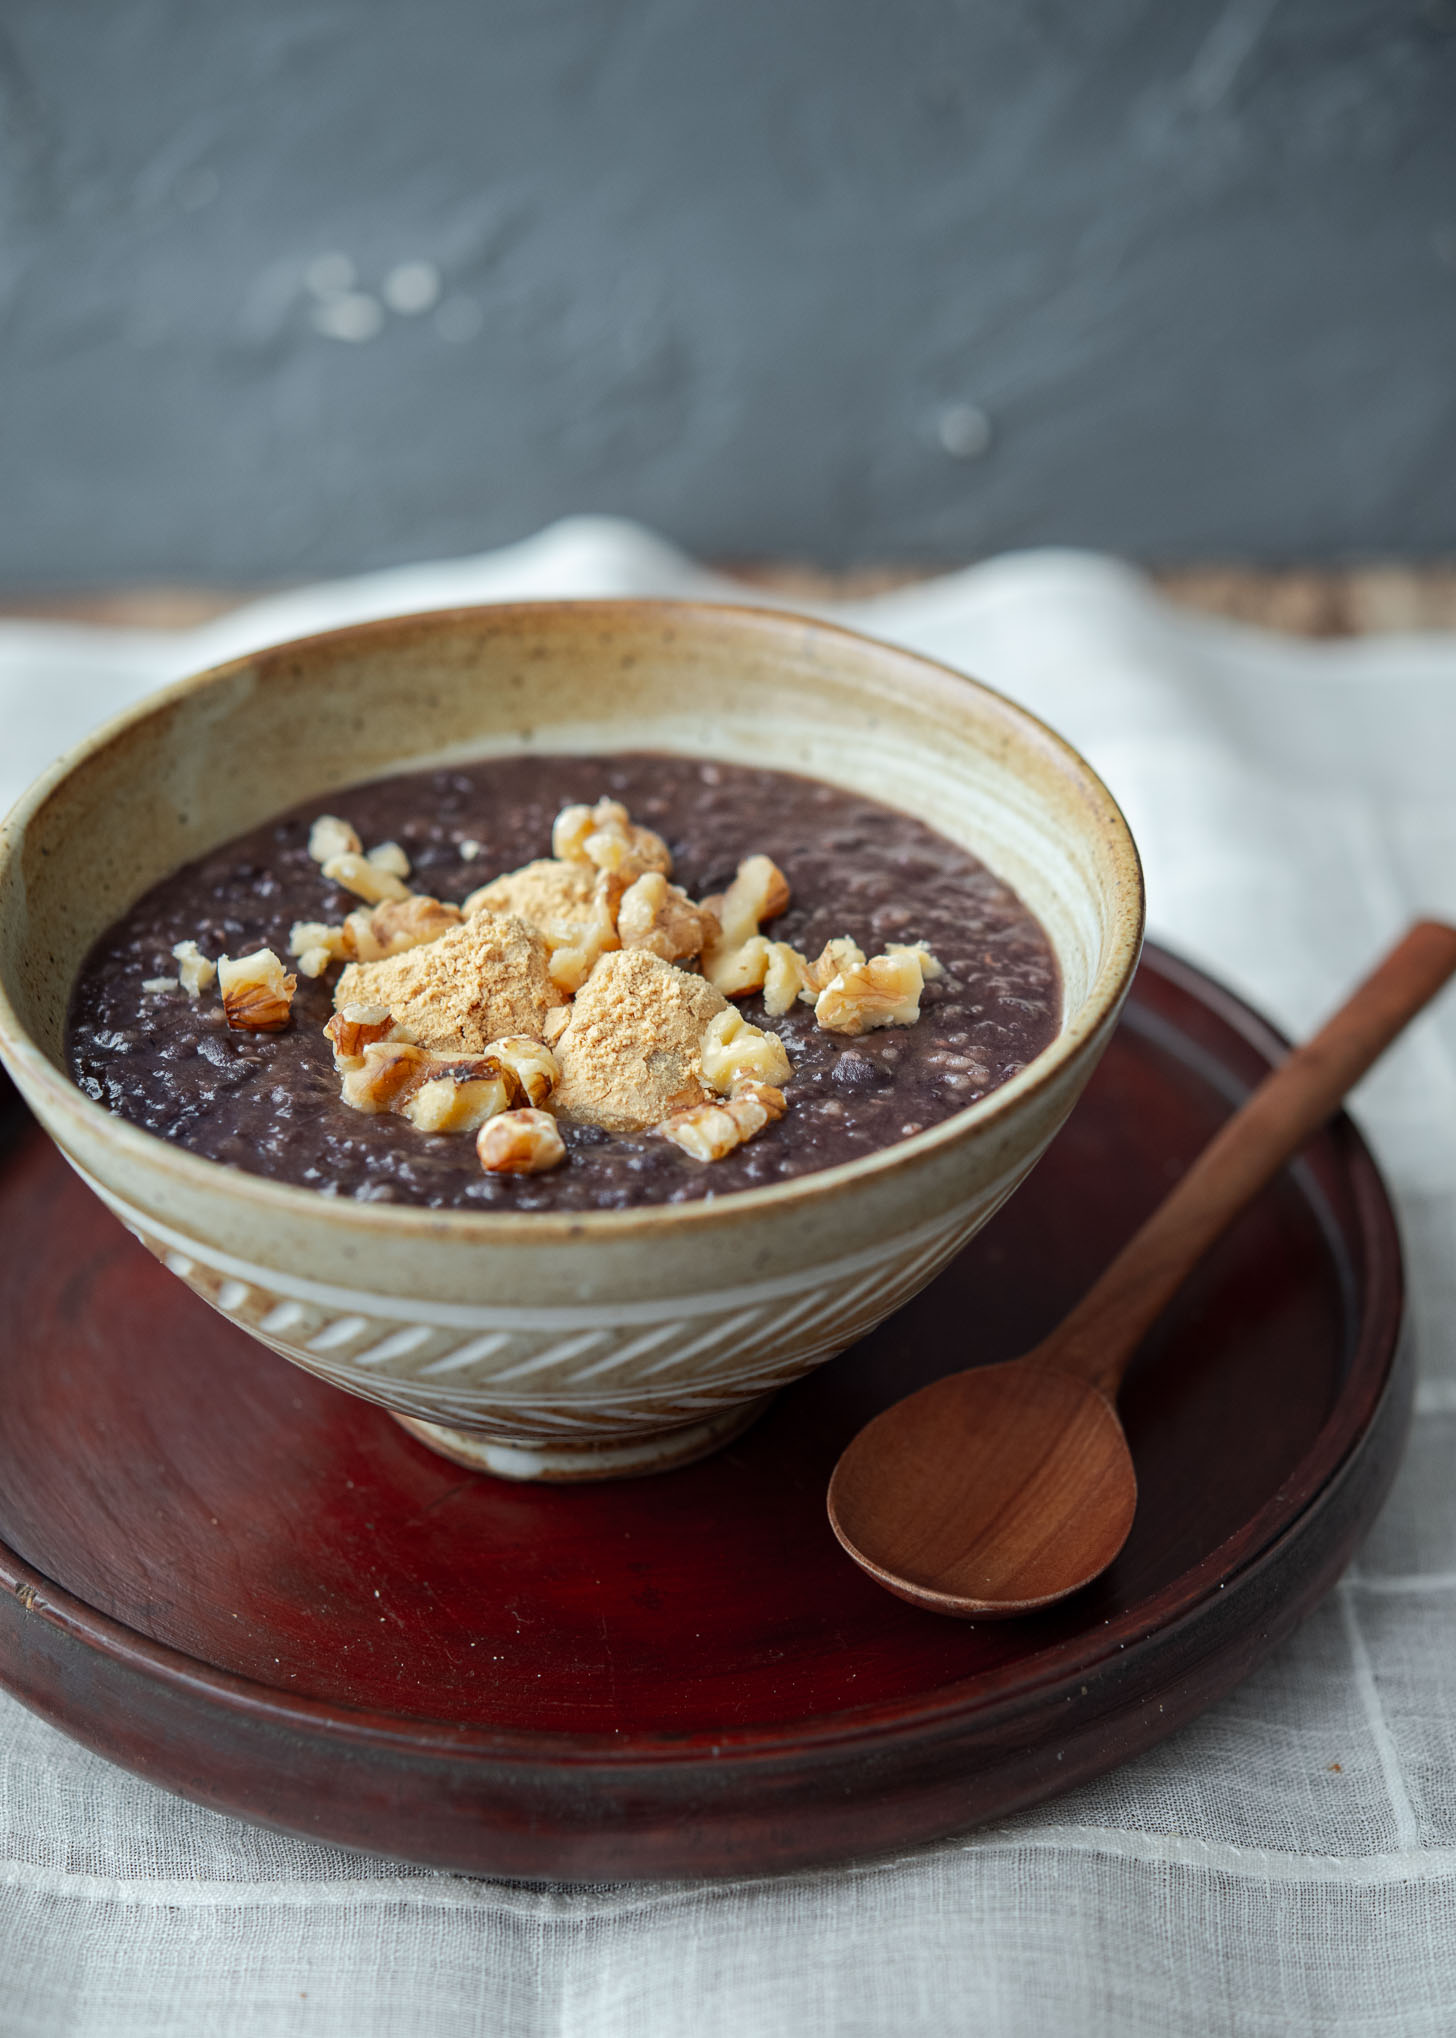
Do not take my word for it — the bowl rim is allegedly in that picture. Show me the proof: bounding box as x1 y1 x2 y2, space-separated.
0 596 1145 1243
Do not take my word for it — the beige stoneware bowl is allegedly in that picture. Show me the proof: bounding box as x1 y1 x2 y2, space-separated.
0 602 1143 1480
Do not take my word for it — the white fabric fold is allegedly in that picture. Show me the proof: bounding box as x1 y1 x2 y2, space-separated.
2 520 1454 2037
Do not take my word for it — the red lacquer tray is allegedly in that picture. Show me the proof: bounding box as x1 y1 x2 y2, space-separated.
0 946 1408 1881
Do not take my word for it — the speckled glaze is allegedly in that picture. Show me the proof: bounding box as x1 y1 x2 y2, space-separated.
0 602 1144 1479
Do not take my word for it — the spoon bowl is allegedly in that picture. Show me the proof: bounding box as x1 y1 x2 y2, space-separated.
829 1363 1137 1616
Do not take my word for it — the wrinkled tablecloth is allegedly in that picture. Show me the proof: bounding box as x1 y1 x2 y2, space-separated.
2 520 1454 2038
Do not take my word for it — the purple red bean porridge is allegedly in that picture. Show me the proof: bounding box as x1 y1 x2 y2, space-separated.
67 754 1060 1212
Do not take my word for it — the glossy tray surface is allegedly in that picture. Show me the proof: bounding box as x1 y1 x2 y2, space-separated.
0 947 1408 1879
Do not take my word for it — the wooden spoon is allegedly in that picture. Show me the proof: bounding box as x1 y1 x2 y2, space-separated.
828 920 1456 1619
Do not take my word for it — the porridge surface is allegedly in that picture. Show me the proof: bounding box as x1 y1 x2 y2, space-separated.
67 754 1061 1211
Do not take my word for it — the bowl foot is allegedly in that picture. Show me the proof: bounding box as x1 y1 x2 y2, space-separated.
392 1396 774 1482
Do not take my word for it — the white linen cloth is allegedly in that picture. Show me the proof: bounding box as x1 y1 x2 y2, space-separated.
2 520 1454 2038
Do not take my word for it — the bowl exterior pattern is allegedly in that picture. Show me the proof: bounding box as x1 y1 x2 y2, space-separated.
62 1132 1058 1446
0 600 1143 1478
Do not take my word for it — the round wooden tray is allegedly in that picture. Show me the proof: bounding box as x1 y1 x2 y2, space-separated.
0 945 1408 1882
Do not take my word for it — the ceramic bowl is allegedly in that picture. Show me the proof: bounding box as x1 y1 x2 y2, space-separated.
0 602 1143 1480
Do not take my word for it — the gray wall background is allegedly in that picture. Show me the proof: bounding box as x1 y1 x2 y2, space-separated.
1 0 1454 588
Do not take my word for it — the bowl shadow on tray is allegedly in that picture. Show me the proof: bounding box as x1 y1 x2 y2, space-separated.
0 946 1375 1743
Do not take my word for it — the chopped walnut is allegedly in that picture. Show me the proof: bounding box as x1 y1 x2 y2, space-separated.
367 841 411 880
288 895 461 976
699 1006 792 1092
886 940 944 981
477 1108 567 1175
324 1003 410 1070
288 920 350 976
543 871 626 996
331 1019 555 1130
170 939 217 999
616 871 718 963
705 854 790 948
759 940 816 1015
814 947 938 1035
490 1036 561 1107
710 935 771 996
747 935 870 1012
346 895 462 961
551 803 602 864
542 1004 572 1047
730 1077 789 1125
803 937 867 993
339 1040 428 1114
658 1083 786 1162
551 798 672 881
397 1038 556 1130
400 1064 513 1134
217 948 297 1032
339 913 382 963
657 1102 738 1162
141 976 178 994
308 814 362 864
320 851 412 905
701 855 791 994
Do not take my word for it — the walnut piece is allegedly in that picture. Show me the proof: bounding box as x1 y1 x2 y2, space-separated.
141 976 178 994
760 941 815 1015
542 1004 572 1046
716 935 766 997
615 871 717 964
309 814 362 864
324 1002 410 1069
552 949 727 1132
489 1036 561 1107
289 895 461 977
658 1082 787 1162
751 935 867 1014
217 948 297 1032
400 1064 513 1134
804 937 867 992
339 1040 429 1113
814 946 940 1035
367 841 411 880
542 871 626 996
320 851 412 905
335 912 557 1053
551 798 672 881
345 895 463 961
699 1006 792 1092
701 855 791 994
477 1108 567 1175
170 939 217 999
886 940 945 982
334 1027 558 1132
288 920 351 977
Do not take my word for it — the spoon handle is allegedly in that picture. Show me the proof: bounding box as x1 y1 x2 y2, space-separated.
1040 921 1456 1397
